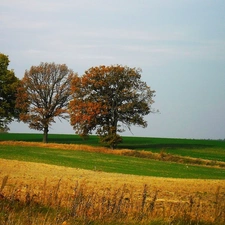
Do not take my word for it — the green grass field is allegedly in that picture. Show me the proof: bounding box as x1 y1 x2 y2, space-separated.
0 133 225 179
1 133 225 225
1 133 225 161
0 144 225 179
121 136 225 162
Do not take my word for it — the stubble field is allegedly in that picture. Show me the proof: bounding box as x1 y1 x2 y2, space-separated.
1 158 225 224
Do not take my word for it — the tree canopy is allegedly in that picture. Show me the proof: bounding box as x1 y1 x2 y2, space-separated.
16 62 77 142
0 53 20 132
69 65 156 148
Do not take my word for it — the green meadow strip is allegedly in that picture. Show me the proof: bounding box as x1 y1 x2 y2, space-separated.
0 144 225 179
1 133 225 161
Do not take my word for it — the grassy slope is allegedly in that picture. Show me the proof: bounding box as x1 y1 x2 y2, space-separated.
0 143 225 179
1 133 225 161
121 136 225 161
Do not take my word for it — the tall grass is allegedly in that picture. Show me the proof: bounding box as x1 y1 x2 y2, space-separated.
0 176 225 225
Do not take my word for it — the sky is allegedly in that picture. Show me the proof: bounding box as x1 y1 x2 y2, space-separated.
1 0 225 139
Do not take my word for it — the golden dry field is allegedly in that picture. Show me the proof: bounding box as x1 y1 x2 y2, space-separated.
1 157 225 224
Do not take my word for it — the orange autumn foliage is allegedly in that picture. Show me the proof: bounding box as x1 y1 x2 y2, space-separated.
69 65 156 148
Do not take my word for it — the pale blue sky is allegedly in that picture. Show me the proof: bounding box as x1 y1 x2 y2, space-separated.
1 0 225 139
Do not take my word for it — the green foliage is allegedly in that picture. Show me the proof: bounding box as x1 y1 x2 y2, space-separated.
0 53 20 130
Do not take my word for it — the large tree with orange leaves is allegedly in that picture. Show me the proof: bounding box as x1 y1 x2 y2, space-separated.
69 65 156 148
16 62 77 142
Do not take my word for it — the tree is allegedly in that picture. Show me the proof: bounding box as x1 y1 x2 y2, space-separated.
0 53 20 131
16 62 77 143
69 65 156 148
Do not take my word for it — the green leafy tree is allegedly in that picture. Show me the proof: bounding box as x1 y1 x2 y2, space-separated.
69 65 156 148
0 53 20 131
16 62 77 143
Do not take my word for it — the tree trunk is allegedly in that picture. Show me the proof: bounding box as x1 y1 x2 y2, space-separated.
43 126 49 143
